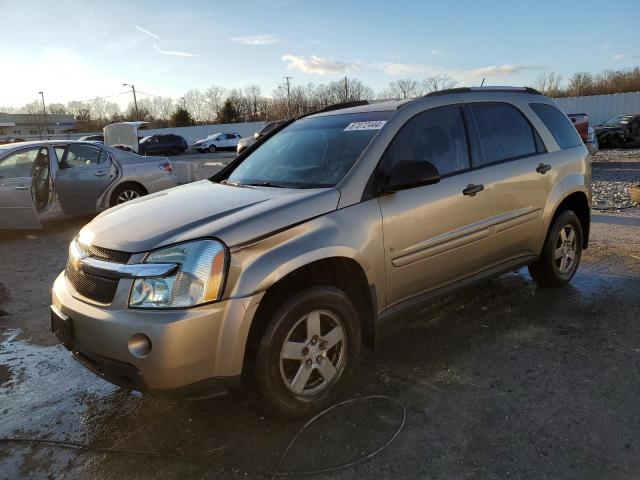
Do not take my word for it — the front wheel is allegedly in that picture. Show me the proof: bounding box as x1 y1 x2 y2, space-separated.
528 210 583 288
208 145 217 153
249 286 361 418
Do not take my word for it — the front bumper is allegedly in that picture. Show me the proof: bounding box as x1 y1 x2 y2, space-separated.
51 272 263 397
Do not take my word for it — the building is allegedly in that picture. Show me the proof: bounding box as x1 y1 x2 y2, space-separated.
0 112 77 138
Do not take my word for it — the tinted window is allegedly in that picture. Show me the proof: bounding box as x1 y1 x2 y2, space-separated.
471 104 540 165
530 103 583 149
61 144 103 169
0 147 41 178
387 106 470 176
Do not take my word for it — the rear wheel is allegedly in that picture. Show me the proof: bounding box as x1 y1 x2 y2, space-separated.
528 210 583 288
249 286 361 418
109 183 147 207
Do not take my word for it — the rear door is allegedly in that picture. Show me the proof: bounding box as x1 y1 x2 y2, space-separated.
55 143 112 215
466 102 556 265
378 105 492 305
0 147 44 229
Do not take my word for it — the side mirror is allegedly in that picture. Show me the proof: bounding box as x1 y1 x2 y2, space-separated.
381 160 441 193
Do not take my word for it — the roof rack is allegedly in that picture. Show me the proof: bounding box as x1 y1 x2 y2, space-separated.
315 100 370 113
424 86 542 98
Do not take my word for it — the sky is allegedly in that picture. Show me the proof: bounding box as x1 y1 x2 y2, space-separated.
1 0 639 109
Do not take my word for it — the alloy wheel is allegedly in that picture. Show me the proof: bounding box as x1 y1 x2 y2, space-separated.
116 189 141 204
555 224 577 274
279 310 347 396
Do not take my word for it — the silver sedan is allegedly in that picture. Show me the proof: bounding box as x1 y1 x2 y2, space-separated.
0 140 178 229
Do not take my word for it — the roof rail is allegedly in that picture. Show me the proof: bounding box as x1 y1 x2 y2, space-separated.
424 86 542 98
315 100 369 113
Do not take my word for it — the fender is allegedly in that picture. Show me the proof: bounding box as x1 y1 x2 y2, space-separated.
226 199 386 313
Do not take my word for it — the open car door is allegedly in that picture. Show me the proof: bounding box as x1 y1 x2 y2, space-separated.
0 146 46 229
55 144 113 215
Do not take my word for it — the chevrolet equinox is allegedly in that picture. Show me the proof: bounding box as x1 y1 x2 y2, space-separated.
51 87 591 417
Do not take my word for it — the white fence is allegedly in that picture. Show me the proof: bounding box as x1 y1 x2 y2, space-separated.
5 121 268 144
555 92 640 126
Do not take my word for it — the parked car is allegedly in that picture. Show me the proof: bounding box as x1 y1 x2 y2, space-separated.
78 134 104 142
0 140 178 229
194 133 242 153
586 126 599 155
51 87 591 418
567 113 588 142
0 137 26 145
594 113 640 148
138 134 188 156
236 121 285 154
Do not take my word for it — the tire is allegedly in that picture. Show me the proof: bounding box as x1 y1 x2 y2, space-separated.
208 145 217 153
609 136 623 149
249 286 361 418
169 147 180 156
109 183 146 207
528 210 583 288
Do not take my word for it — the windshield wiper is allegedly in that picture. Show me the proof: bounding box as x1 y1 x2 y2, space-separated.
240 181 289 188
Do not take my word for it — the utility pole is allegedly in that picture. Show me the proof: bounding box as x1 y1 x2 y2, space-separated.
123 83 139 119
38 91 47 137
344 76 348 101
284 76 292 117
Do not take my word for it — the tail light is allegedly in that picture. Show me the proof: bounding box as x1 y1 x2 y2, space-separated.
159 161 172 172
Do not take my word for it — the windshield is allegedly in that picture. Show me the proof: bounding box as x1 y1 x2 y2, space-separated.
139 136 153 143
206 134 220 139
226 111 392 188
603 115 633 127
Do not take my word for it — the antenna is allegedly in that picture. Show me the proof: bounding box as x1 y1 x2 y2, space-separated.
480 77 485 87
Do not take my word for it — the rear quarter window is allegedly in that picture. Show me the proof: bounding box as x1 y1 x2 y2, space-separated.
530 103 582 149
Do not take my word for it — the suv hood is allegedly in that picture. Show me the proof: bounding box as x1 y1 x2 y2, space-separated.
79 180 340 253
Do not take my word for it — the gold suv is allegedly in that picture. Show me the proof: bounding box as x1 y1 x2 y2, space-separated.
52 87 591 417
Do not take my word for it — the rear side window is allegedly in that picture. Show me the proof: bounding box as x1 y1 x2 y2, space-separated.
471 103 542 166
530 103 582 149
387 106 470 176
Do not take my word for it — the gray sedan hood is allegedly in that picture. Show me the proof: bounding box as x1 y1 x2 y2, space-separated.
79 180 340 253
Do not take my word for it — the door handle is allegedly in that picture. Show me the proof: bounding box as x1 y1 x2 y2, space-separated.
536 163 552 174
463 183 484 196
94 171 109 177
15 186 30 190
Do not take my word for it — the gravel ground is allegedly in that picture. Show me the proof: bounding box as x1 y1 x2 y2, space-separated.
591 148 640 210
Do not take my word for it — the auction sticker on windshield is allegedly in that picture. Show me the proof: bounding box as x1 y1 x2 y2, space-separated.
344 120 387 131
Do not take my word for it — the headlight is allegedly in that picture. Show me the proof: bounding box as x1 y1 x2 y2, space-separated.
129 239 226 309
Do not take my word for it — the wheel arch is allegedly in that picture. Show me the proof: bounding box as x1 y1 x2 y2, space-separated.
108 181 149 206
243 256 377 373
547 191 590 249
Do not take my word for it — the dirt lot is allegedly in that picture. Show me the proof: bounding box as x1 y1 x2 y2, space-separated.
1 174 640 479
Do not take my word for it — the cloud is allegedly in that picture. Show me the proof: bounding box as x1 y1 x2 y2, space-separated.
601 42 611 50
131 24 163 41
613 53 625 60
429 49 442 55
463 64 544 77
231 34 280 45
153 44 198 57
282 54 361 75
371 62 443 76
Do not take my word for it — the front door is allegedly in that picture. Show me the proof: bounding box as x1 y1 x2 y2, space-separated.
55 143 112 215
0 146 46 229
378 105 492 306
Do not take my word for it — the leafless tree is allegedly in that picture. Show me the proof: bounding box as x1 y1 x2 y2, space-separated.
150 96 174 120
90 97 108 122
204 86 226 121
421 74 456 94
386 79 420 99
105 102 122 121
533 72 564 97
67 100 92 121
47 103 67 115
183 88 207 123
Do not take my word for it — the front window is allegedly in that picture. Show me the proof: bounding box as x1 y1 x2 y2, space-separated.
226 111 392 188
603 115 633 127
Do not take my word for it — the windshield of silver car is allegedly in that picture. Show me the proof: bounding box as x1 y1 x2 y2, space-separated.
226 111 393 188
